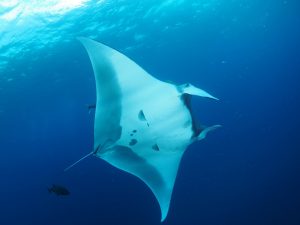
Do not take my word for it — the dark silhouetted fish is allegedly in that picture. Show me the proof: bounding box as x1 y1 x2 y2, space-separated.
48 184 70 196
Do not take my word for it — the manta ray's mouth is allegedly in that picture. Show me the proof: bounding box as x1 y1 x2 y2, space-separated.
180 93 203 139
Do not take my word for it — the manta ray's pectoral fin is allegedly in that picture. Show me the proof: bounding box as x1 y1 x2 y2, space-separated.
179 83 219 100
100 145 184 222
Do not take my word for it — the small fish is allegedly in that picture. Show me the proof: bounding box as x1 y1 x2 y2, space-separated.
48 184 70 196
86 104 96 114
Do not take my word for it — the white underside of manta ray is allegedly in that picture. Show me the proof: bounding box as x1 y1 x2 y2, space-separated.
70 37 220 222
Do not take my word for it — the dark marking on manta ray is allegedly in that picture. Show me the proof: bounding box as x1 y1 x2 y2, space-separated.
129 139 138 146
130 129 138 136
138 110 146 121
138 110 150 127
152 144 160 151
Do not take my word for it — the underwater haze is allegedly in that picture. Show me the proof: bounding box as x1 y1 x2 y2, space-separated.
0 0 300 225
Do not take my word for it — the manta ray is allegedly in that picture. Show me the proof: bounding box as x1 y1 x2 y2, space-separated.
66 37 220 221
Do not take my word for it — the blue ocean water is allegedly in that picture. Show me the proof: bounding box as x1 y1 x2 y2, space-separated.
0 0 299 224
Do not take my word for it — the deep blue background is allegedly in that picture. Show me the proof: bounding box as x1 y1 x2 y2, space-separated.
0 1 299 225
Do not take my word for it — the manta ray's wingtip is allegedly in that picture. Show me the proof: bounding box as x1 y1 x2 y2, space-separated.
161 215 167 223
160 205 169 222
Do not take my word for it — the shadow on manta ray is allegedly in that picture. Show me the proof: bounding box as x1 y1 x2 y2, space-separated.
64 37 221 222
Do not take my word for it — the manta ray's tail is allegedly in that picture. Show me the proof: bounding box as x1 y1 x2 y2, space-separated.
64 151 94 172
